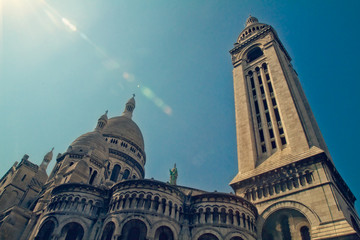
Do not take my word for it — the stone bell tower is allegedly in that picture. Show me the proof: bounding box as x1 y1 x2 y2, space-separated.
229 16 360 239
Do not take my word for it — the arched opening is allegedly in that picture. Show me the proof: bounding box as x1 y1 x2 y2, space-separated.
247 47 263 62
119 219 147 240
154 226 174 240
300 226 311 240
122 169 130 180
110 165 121 182
198 233 219 240
60 222 84 240
262 208 311 240
101 222 115 240
230 237 244 240
35 220 55 240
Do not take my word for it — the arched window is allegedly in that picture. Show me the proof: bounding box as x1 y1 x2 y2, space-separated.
110 165 121 182
154 226 174 240
198 233 219 240
247 47 263 62
35 220 55 240
300 226 311 240
101 222 115 240
120 219 147 240
89 170 97 185
61 222 84 240
122 169 130 180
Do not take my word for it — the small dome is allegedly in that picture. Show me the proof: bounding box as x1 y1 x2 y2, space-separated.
68 131 108 158
246 15 259 27
103 116 144 150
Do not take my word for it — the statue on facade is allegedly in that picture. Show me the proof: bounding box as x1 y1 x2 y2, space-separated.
169 163 178 185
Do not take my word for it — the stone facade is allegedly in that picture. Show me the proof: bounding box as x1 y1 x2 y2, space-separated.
0 16 359 240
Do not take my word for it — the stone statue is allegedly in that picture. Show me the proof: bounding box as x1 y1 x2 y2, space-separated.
169 163 178 185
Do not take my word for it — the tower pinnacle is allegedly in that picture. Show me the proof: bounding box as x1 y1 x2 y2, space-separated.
40 147 54 171
122 95 136 118
245 15 259 27
95 110 108 131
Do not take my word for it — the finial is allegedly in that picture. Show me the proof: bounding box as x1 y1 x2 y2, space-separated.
105 110 108 115
133 93 135 98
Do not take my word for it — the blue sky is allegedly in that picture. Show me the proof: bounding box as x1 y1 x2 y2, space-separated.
1 0 360 210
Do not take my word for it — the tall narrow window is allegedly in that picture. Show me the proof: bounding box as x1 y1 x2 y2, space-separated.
110 165 121 182
89 171 97 185
122 169 130 180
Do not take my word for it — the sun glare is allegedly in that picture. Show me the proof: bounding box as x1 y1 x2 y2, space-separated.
61 17 76 32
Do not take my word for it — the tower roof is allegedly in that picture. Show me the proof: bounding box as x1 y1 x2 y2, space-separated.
245 15 259 27
43 147 54 161
235 16 269 44
68 131 108 159
99 110 108 121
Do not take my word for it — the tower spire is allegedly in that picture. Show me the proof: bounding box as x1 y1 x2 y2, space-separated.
122 95 136 118
40 147 54 171
95 110 108 131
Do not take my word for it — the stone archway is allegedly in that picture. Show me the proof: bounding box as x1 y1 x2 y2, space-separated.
198 233 219 240
261 208 311 240
154 226 174 240
119 219 147 240
60 222 84 240
35 220 56 240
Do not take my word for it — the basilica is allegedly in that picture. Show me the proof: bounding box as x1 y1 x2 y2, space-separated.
0 16 359 240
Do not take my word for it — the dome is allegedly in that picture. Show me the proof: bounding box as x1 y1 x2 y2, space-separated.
102 116 144 150
236 16 269 43
246 15 258 27
68 131 108 158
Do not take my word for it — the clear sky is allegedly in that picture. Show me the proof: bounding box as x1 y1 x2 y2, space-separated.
1 0 360 210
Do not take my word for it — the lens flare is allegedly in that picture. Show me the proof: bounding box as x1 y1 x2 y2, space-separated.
61 18 76 32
